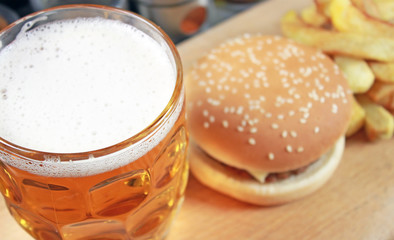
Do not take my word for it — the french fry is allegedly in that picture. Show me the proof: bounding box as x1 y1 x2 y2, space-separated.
346 96 366 137
367 81 394 111
334 56 374 93
280 11 394 62
373 0 394 22
356 94 394 141
369 62 394 83
351 0 383 21
301 5 330 27
314 0 333 17
330 0 394 38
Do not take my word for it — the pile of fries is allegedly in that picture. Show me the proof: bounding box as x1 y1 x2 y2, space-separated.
281 0 394 141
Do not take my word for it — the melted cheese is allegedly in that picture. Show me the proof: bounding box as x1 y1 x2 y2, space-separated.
247 169 269 183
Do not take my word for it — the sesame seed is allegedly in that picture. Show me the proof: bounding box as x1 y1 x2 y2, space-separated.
209 116 215 123
237 126 244 132
282 130 288 138
250 127 258 133
299 107 309 113
268 153 275 160
290 131 297 137
222 120 229 128
236 106 244 115
332 104 338 114
289 110 295 116
265 112 272 118
203 110 209 117
286 145 293 153
303 67 312 77
199 63 208 69
248 138 256 145
300 118 307 124
297 146 304 153
203 122 209 128
198 81 207 87
271 123 279 129
277 114 284 120
314 126 320 134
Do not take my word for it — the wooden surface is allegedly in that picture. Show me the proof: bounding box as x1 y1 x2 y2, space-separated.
1 0 394 239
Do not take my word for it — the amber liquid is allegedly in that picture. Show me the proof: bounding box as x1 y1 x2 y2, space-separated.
0 108 188 240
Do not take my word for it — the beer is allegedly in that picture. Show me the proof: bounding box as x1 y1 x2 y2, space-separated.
0 6 188 240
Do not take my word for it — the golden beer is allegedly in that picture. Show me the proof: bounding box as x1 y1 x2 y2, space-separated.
0 5 188 240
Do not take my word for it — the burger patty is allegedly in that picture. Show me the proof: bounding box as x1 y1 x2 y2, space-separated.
219 160 311 183
265 165 309 183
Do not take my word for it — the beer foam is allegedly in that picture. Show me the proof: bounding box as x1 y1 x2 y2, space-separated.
0 17 181 177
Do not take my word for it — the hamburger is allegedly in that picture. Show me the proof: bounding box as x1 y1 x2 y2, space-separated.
186 35 352 205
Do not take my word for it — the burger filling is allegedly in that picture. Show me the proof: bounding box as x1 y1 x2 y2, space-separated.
219 159 313 183
195 144 319 184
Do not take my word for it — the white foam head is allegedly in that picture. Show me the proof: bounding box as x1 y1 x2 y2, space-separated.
0 16 182 177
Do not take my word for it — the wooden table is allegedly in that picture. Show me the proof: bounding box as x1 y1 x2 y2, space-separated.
1 0 394 239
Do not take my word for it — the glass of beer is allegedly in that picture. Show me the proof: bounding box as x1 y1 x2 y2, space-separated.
0 5 188 240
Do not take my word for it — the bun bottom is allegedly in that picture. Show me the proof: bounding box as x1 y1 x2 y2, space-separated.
189 137 345 205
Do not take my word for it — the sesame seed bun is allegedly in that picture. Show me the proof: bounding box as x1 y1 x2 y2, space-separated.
186 35 352 205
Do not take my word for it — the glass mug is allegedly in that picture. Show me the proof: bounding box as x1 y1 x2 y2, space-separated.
0 5 188 240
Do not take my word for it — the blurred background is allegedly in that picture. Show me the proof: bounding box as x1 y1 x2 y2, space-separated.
0 0 263 43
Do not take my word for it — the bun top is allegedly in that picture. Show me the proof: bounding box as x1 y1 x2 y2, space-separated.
186 35 352 172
